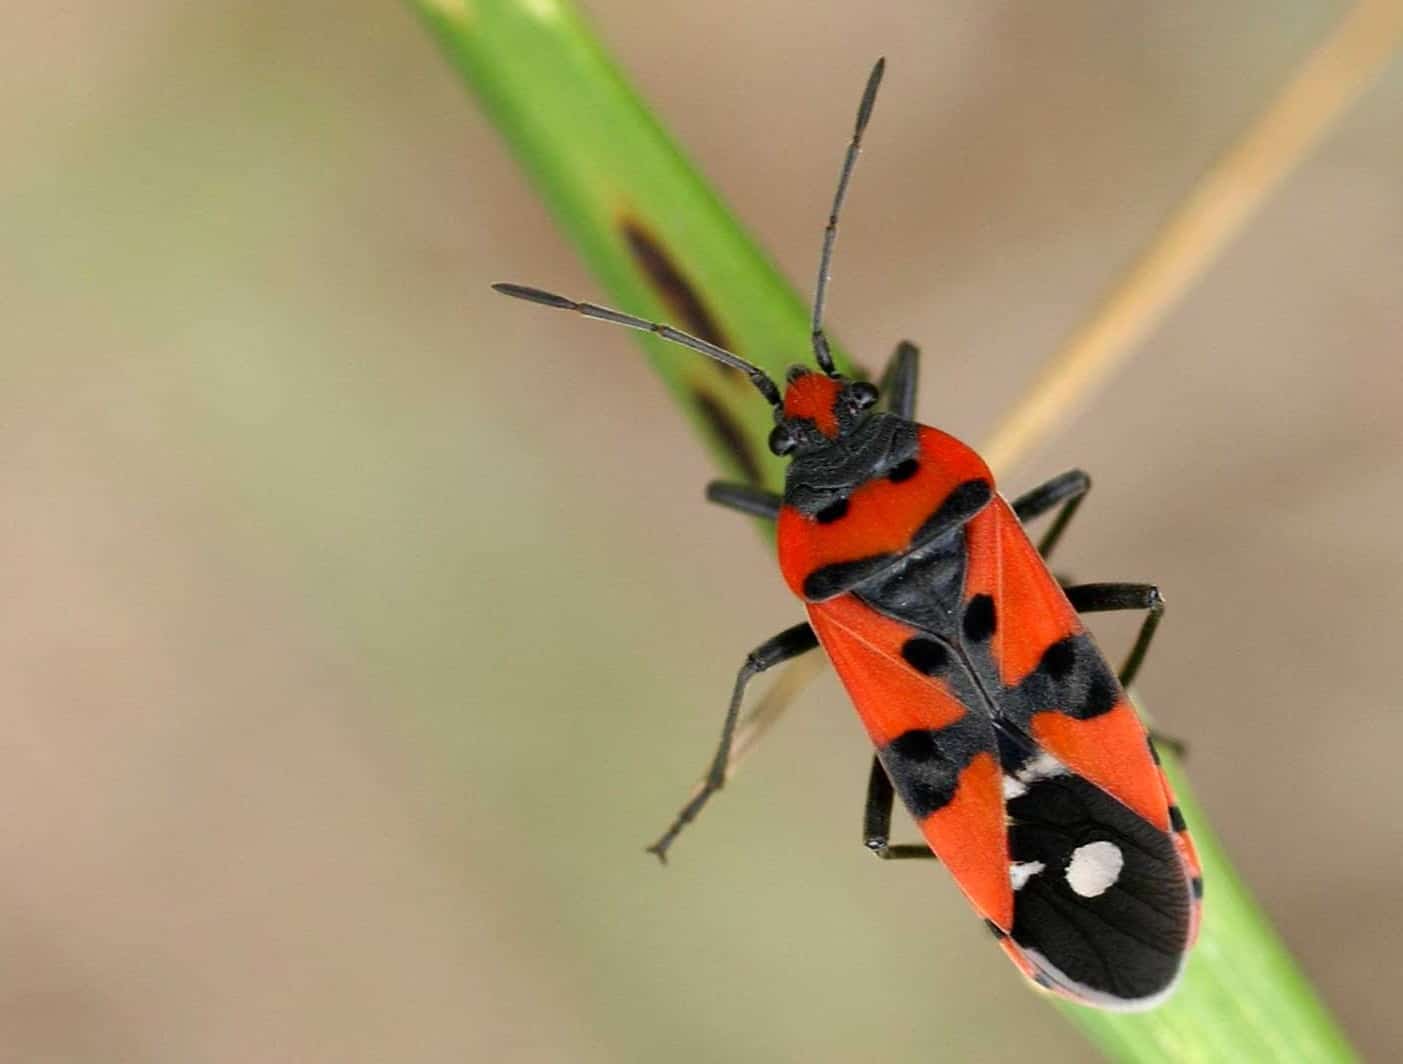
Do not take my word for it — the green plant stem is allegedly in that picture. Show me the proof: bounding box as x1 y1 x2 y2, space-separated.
414 0 851 493
410 0 1364 1058
1064 750 1353 1061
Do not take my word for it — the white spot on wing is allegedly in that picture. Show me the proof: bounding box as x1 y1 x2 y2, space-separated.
1018 752 1067 784
1065 841 1124 898
1009 861 1045 890
1002 775 1027 799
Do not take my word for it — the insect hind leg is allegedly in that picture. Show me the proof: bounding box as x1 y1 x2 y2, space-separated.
1063 582 1186 757
862 755 938 860
1062 582 1163 689
646 621 818 862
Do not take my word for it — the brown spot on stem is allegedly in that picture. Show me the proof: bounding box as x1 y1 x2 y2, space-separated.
621 218 746 383
691 389 764 486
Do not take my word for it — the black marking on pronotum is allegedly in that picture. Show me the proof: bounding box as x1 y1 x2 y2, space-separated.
888 457 919 483
815 498 850 524
621 218 734 362
1169 805 1187 833
914 479 992 544
901 637 951 676
1192 877 1205 899
784 413 920 517
962 594 996 643
803 554 896 601
691 389 764 486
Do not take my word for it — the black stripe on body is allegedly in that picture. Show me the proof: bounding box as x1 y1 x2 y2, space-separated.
1019 635 1121 722
803 554 896 601
879 713 996 819
901 637 952 676
913 479 992 545
796 478 988 602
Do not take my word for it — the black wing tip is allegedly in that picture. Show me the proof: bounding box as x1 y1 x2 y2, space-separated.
491 282 576 309
1005 772 1194 1011
1015 936 1189 1013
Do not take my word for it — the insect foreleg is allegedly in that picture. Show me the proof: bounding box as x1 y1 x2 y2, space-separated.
704 482 781 520
878 340 921 419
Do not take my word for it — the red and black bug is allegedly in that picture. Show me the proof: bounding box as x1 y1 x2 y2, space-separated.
494 59 1202 1011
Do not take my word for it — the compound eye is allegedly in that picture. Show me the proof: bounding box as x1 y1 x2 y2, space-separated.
847 381 879 410
768 424 797 456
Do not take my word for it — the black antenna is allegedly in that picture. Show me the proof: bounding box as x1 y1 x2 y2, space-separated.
811 57 885 377
492 283 783 409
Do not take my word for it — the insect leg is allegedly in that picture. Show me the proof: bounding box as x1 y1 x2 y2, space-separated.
878 340 921 419
646 622 819 862
1148 732 1187 759
1062 582 1164 689
705 481 781 520
1010 469 1091 560
1064 583 1187 757
863 755 937 860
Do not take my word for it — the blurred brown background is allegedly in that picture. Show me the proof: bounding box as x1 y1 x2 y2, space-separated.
2 2 1400 1060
